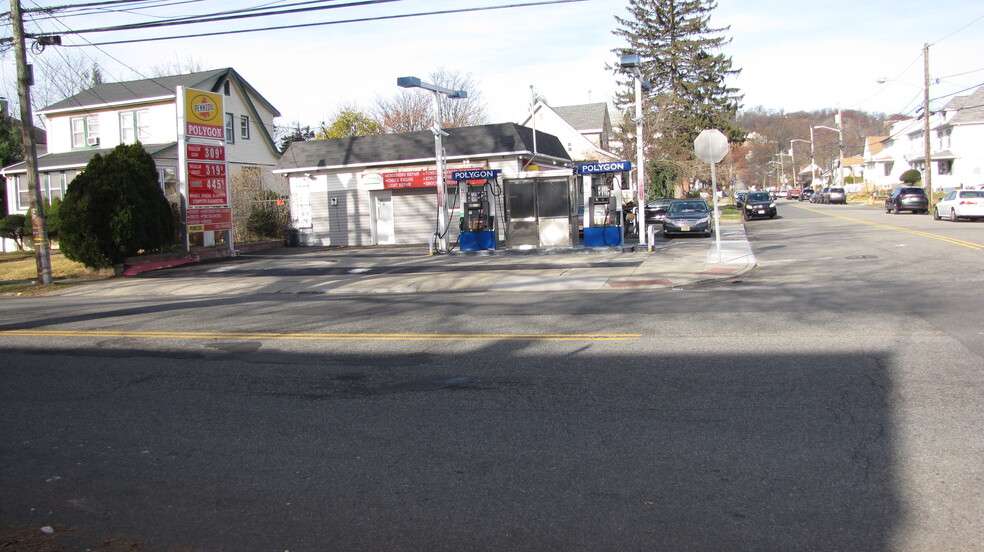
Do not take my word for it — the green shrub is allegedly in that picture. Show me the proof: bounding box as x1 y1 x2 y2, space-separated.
900 169 922 185
59 143 176 268
245 205 283 240
0 214 27 250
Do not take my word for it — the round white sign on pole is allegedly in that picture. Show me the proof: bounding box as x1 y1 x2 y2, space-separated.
694 129 729 164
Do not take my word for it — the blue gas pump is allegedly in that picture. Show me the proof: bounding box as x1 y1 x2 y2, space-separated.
452 169 500 251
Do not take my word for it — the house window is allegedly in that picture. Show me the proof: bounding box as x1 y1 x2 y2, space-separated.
883 161 894 176
71 115 100 148
13 176 29 210
120 109 150 143
938 160 953 176
159 167 178 196
937 128 951 150
240 115 250 140
225 113 235 144
223 81 231 96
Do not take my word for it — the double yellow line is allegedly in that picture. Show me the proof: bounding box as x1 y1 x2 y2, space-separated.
794 205 984 251
0 330 640 342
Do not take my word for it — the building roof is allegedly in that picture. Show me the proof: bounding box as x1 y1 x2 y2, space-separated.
865 136 888 156
3 142 176 174
276 123 571 173
551 103 611 131
943 86 984 125
39 68 280 117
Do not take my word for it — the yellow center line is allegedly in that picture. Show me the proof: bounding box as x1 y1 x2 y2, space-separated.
0 330 641 342
793 205 984 251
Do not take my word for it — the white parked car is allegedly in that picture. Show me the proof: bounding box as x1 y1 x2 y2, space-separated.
934 189 984 221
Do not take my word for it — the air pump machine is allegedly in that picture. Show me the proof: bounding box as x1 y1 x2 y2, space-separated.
452 169 501 251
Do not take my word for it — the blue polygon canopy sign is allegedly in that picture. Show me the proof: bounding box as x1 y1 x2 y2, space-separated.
451 169 501 180
576 161 632 175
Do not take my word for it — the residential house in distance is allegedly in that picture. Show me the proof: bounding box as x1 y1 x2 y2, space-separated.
863 86 984 192
519 102 619 163
2 68 281 214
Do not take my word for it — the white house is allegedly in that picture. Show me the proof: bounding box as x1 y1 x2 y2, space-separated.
863 86 984 191
518 102 619 162
2 67 281 214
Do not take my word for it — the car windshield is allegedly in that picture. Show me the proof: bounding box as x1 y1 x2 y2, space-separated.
648 199 673 208
830 188 844 193
668 201 708 214
900 188 925 195
747 192 771 201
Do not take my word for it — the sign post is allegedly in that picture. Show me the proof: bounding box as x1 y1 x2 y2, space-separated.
694 129 729 263
177 86 231 252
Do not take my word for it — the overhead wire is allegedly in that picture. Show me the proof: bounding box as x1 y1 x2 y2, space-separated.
49 0 589 46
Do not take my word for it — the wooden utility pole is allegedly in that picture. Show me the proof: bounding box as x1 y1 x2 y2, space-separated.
923 43 933 214
9 0 52 284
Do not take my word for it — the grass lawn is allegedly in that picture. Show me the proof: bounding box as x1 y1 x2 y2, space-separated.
0 250 113 295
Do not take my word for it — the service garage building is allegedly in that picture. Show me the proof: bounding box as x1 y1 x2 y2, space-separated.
275 123 573 247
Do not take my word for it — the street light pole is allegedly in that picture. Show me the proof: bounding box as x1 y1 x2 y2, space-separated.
814 124 843 189
397 76 467 253
619 54 650 248
790 139 811 189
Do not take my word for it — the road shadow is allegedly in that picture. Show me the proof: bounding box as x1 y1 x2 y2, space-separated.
1 343 901 551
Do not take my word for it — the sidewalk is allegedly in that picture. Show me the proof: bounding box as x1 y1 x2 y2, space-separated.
50 219 756 297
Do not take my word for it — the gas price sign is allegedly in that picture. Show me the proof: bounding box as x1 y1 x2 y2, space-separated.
186 143 225 161
187 161 228 207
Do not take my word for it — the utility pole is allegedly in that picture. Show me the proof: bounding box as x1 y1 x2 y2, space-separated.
9 0 52 284
923 43 933 214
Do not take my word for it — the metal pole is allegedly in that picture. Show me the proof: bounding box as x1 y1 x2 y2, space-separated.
9 0 52 284
711 161 721 263
432 90 448 252
837 110 844 190
923 43 933 213
809 127 816 185
634 74 645 247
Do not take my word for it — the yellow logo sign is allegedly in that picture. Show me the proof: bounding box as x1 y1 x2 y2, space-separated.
184 89 223 126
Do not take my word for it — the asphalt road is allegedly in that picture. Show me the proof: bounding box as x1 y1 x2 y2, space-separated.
1 201 982 551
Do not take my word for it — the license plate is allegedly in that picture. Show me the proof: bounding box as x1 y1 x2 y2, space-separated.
681 226 690 231
757 210 766 214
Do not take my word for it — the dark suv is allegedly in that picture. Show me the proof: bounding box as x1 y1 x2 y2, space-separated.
885 186 928 214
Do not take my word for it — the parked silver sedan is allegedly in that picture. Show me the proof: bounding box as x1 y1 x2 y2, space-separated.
934 189 984 221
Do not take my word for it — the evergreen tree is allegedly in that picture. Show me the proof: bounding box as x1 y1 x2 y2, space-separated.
59 143 175 268
612 0 745 194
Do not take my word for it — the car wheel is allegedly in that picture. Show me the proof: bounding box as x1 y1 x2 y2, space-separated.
885 204 891 213
933 208 941 220
893 204 900 214
951 209 960 222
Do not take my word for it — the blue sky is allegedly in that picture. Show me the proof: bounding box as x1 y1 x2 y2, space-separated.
3 0 983 128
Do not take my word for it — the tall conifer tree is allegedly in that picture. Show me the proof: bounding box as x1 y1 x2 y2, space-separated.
612 0 744 194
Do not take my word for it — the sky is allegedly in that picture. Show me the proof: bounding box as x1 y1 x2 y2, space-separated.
3 0 983 132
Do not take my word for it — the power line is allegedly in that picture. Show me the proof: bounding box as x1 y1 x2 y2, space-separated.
37 0 402 34
49 0 589 46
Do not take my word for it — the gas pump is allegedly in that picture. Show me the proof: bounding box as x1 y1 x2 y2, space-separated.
579 161 631 247
452 169 500 251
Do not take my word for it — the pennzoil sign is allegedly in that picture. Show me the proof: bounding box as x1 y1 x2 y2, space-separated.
184 88 224 140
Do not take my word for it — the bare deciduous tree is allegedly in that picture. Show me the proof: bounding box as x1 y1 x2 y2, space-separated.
149 56 211 78
374 68 489 134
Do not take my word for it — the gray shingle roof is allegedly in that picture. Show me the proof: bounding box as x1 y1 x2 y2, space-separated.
3 143 176 174
945 86 984 125
552 103 610 131
276 123 571 172
39 68 279 116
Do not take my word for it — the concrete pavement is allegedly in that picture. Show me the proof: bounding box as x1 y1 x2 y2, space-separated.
50 219 756 297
